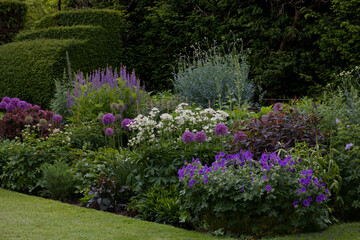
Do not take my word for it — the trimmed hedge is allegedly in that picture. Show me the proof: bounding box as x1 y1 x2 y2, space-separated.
0 39 85 107
15 25 103 41
0 0 27 45
0 9 129 108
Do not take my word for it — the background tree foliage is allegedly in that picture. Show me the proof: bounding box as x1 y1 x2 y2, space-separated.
9 0 360 99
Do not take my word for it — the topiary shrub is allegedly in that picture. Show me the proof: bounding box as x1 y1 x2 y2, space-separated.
0 38 84 107
0 9 129 108
0 0 27 45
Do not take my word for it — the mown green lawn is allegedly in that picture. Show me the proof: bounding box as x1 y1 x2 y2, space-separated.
0 188 359 240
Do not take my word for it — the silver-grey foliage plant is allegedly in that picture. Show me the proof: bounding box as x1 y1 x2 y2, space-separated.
172 40 254 109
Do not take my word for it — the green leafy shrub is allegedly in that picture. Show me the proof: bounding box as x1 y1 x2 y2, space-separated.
129 185 188 227
69 122 107 151
0 126 72 193
278 142 342 212
87 174 131 211
230 104 327 159
173 42 254 109
71 147 136 196
40 160 75 201
0 9 128 108
0 139 14 176
179 151 332 236
331 121 360 220
67 66 147 124
0 0 27 45
318 67 360 131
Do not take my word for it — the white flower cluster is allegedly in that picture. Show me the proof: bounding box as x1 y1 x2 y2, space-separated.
127 103 229 147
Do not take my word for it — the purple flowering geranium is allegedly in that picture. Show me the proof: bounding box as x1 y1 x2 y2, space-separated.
345 143 353 150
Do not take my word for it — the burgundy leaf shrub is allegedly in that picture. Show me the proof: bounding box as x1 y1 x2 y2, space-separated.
0 98 62 140
230 104 327 158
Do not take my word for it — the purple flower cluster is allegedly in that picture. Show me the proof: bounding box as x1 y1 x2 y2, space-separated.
179 150 330 210
182 131 195 143
121 118 134 131
0 97 32 112
345 143 353 150
102 113 116 125
194 131 207 143
53 114 63 125
105 128 114 136
258 152 298 171
67 66 146 111
214 123 228 136
178 151 254 189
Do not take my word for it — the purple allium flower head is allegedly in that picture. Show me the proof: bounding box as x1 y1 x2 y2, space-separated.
194 131 207 143
303 199 310 206
266 185 272 192
10 98 20 106
0 101 6 109
53 114 63 124
1 96 10 103
102 113 116 125
18 101 28 110
5 103 16 112
273 102 284 112
233 131 246 142
105 128 114 136
182 131 195 143
214 123 228 136
121 118 134 131
345 143 353 150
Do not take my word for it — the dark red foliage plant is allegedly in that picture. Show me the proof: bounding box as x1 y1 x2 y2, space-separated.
0 105 60 140
230 105 327 158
